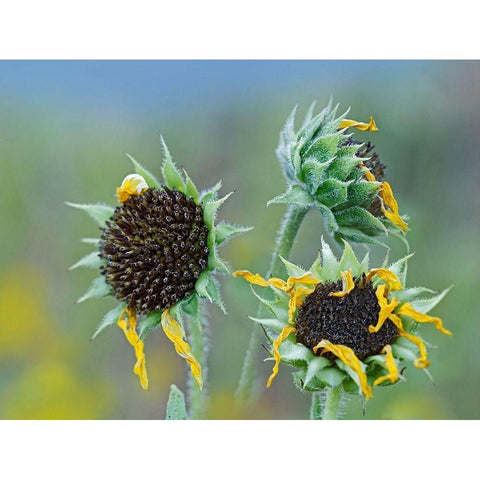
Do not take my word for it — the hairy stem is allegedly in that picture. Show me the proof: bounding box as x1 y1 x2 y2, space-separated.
235 205 308 406
188 300 208 419
321 385 343 420
310 392 322 420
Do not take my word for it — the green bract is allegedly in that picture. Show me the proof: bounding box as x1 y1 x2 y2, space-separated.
273 101 406 246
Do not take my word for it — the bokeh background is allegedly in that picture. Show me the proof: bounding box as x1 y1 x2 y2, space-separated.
0 60 478 419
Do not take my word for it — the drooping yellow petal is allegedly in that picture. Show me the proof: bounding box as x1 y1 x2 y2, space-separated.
266 326 296 388
369 285 402 334
313 340 372 399
116 174 149 203
398 302 452 335
373 345 399 387
161 309 203 389
399 331 430 368
117 307 148 390
269 273 319 292
267 277 289 291
380 182 408 233
366 268 403 291
339 116 378 131
233 270 269 287
329 269 355 298
287 286 315 324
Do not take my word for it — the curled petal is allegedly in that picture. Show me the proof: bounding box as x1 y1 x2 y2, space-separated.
373 345 399 387
117 174 148 203
369 285 401 333
117 307 148 390
267 326 296 388
367 268 403 291
268 277 289 291
398 302 452 335
233 270 269 287
161 309 203 389
400 331 430 368
288 286 315 324
339 116 378 131
380 182 408 232
313 340 372 399
269 273 319 292
363 168 377 182
330 269 354 297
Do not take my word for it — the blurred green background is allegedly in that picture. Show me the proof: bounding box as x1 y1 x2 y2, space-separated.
0 60 478 419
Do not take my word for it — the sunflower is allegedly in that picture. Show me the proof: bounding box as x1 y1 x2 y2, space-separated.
234 239 451 400
273 101 408 246
68 138 250 390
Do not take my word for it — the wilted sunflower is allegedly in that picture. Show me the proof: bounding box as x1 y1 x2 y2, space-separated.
273 101 408 245
234 239 451 401
68 138 250 390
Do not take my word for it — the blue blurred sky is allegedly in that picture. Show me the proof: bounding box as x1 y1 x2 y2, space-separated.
0 60 426 112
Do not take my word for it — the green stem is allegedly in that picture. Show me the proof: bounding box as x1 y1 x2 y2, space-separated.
321 385 343 420
187 300 207 419
310 392 322 420
235 205 309 406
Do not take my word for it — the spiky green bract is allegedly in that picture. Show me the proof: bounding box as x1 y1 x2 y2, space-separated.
68 137 251 341
250 238 450 399
273 101 405 246
166 384 189 420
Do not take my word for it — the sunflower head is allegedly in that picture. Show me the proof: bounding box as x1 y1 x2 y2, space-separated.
234 239 451 401
273 100 408 247
68 137 251 390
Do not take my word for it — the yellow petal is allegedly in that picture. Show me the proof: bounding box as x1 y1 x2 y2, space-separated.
268 277 289 291
380 182 408 233
286 273 320 288
329 269 354 297
369 285 401 334
400 331 430 368
339 116 378 131
266 326 296 388
398 303 452 335
373 345 399 387
117 307 148 390
233 270 269 287
116 174 148 203
313 340 372 399
363 169 377 182
161 309 203 389
287 286 315 324
366 268 403 291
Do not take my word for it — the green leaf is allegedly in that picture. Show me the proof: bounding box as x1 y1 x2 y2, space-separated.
267 184 314 207
249 287 288 323
304 356 331 387
316 179 352 208
160 136 186 193
195 272 226 313
214 223 253 245
334 227 388 248
69 251 104 271
126 153 162 189
208 245 230 274
92 303 125 340
409 286 453 314
317 203 339 234
165 385 189 420
346 181 381 207
300 157 332 193
279 255 308 278
316 367 346 388
138 310 162 339
76 276 110 304
338 240 363 276
66 202 114 227
200 180 222 204
203 192 233 230
302 131 342 163
280 342 315 365
325 154 363 181
335 206 387 233
182 168 199 203
249 317 285 331
318 236 340 281
395 286 436 302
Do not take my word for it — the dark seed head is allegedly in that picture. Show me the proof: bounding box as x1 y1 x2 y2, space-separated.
99 187 209 314
295 276 398 360
343 138 386 217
